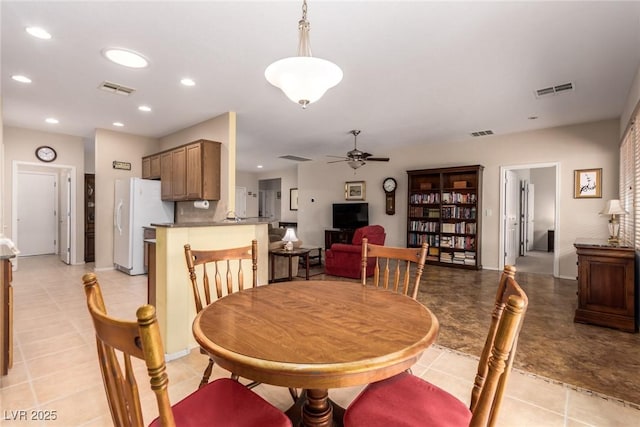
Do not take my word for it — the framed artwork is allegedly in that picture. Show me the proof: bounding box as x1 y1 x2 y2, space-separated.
345 181 366 200
290 188 298 210
574 168 602 198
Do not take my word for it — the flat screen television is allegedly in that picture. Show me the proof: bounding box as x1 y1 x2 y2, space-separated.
332 203 369 230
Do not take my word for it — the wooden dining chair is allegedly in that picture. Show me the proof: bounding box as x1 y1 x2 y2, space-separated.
344 265 528 427
184 240 298 402
360 238 428 299
184 240 258 388
82 272 291 427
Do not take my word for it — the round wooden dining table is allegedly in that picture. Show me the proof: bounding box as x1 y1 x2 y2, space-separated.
192 280 439 427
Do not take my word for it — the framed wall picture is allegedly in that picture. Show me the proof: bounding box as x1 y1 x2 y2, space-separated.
290 188 298 210
574 168 602 198
345 181 366 200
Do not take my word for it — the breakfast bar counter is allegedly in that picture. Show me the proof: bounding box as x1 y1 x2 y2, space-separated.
151 221 270 357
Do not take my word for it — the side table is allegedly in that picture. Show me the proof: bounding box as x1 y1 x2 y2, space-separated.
269 248 311 283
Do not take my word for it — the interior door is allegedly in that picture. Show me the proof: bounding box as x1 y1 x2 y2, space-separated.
519 180 527 256
17 172 57 256
527 183 535 251
504 170 519 266
59 171 71 264
235 186 247 218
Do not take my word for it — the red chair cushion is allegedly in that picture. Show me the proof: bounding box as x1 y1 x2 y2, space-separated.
344 372 472 427
149 378 291 427
352 225 385 245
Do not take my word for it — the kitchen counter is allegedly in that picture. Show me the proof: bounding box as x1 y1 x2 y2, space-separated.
152 219 272 228
0 245 18 260
153 222 269 357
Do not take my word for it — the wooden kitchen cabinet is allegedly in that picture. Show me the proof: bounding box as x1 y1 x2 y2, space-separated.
158 139 221 201
574 239 637 332
142 154 161 179
2 257 14 376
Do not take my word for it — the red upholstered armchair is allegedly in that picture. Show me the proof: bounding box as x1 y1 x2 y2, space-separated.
324 225 386 278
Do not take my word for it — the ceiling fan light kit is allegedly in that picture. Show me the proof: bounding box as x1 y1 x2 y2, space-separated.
328 130 390 170
265 0 343 109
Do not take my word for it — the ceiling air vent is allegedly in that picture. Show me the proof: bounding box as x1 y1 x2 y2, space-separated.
535 82 574 98
279 155 312 162
98 81 135 96
470 130 494 137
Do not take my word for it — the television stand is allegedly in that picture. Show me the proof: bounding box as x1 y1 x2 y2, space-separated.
325 229 356 250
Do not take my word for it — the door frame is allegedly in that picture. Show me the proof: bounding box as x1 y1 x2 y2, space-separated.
12 161 77 269
499 162 560 277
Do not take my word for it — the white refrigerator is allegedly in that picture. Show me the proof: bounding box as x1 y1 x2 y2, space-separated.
114 178 174 275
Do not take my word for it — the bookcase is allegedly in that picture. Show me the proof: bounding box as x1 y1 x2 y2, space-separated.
407 165 483 269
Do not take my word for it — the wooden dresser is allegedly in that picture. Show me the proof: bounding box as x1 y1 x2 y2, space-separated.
574 239 637 332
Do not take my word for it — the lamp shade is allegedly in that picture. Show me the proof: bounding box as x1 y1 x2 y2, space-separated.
600 199 627 215
265 56 343 107
282 228 298 242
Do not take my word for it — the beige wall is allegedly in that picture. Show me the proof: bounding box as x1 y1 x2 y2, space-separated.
297 119 620 279
94 128 161 270
3 126 85 264
160 113 236 222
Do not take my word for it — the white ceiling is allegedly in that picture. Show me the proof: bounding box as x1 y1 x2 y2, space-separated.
3 1 640 172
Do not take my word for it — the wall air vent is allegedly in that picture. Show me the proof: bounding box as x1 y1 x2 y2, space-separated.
279 155 312 162
535 82 574 98
98 81 135 96
470 130 494 137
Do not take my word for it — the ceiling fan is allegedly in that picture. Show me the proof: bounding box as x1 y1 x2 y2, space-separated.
327 130 390 170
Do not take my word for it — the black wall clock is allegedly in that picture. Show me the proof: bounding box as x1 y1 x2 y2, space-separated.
35 145 57 162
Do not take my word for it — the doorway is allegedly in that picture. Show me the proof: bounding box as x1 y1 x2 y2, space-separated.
258 178 282 221
499 163 559 276
12 161 76 268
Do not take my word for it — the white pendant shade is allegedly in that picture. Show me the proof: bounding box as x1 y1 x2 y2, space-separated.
265 56 343 107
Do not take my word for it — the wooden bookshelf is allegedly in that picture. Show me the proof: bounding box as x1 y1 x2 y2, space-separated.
407 165 483 269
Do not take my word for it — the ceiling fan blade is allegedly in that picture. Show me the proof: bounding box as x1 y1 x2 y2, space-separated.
327 155 350 159
366 157 390 162
327 159 348 164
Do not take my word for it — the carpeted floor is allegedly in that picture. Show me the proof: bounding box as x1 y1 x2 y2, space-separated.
305 264 640 406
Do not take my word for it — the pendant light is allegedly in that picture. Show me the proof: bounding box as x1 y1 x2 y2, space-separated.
265 0 343 109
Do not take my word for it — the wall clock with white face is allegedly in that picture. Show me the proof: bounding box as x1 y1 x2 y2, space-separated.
35 145 57 162
382 177 397 215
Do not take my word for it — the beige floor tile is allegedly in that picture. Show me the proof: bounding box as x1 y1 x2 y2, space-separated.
31 360 103 404
505 371 569 414
0 361 29 389
38 385 110 426
0 382 38 413
19 331 86 361
15 317 78 345
567 389 640 427
429 348 479 381
494 396 565 427
25 344 97 379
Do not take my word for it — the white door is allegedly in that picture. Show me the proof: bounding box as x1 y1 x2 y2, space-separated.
59 171 71 264
17 172 57 256
235 186 247 218
527 184 535 251
504 170 519 266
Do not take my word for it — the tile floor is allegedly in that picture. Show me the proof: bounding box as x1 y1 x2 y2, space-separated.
1 255 639 426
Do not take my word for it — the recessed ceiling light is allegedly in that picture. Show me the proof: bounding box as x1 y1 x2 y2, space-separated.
26 26 51 40
11 75 32 83
113 122 124 127
180 78 196 87
45 118 59 124
138 105 152 112
257 165 263 169
102 48 148 68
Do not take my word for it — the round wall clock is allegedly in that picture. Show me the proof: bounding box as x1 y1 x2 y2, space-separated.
382 177 397 215
35 145 57 162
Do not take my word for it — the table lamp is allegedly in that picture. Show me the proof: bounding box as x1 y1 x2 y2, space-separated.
282 228 298 251
600 199 627 244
